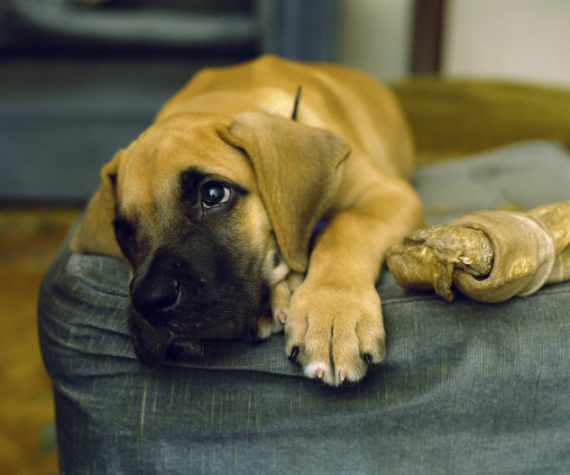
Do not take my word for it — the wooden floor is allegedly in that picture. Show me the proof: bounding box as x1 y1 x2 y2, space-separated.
0 206 81 475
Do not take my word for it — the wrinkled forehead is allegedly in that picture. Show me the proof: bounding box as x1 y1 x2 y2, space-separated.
115 121 254 216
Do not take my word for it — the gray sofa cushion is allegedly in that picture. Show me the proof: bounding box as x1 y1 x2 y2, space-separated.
39 141 570 474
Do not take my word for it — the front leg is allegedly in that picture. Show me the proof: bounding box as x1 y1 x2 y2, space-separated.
256 272 303 339
285 177 423 386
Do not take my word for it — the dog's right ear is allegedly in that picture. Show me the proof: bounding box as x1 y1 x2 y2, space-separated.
70 150 125 260
218 112 350 273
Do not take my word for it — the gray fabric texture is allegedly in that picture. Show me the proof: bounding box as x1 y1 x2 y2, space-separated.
39 141 570 474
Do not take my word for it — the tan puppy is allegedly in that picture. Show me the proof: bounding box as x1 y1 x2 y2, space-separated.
72 55 423 386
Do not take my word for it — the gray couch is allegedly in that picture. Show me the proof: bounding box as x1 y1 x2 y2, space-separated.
39 141 570 474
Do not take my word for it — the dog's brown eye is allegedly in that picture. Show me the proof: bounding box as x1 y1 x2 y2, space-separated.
201 182 232 209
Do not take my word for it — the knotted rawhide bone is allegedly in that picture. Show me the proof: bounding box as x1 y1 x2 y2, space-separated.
386 201 570 303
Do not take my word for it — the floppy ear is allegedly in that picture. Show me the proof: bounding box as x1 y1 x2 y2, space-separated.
219 111 350 273
70 150 125 260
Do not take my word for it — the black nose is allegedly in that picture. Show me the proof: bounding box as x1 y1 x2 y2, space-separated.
131 277 180 321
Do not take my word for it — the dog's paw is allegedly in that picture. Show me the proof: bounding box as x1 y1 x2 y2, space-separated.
256 272 304 339
284 281 385 386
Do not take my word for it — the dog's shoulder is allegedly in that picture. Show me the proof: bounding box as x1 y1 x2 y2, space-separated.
155 56 414 180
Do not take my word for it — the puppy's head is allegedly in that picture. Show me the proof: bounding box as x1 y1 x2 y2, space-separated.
72 111 349 366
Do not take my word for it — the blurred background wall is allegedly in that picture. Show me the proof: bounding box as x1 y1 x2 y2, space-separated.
443 0 570 86
341 0 570 85
340 0 413 81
